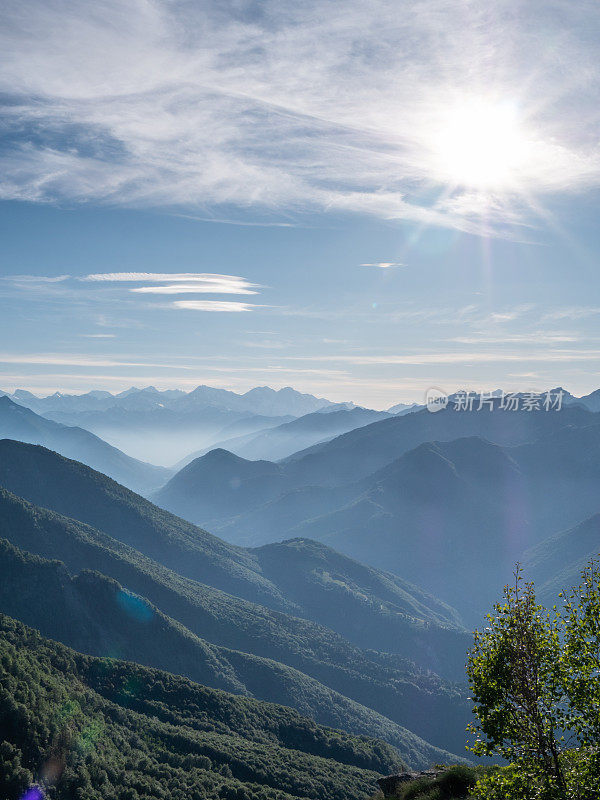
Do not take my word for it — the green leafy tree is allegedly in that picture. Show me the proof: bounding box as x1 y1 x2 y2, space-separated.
467 568 567 795
561 559 600 743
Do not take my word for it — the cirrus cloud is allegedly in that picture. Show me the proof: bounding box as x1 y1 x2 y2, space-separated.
83 272 261 295
172 300 258 312
0 0 599 232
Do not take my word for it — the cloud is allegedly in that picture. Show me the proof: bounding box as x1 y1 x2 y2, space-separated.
1 0 599 230
84 272 253 284
361 262 405 269
542 306 600 321
131 283 258 295
2 275 71 284
286 349 600 365
80 333 117 338
0 353 193 368
172 300 258 312
83 271 260 295
1 270 266 314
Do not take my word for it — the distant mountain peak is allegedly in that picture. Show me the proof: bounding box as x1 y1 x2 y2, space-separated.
199 447 247 464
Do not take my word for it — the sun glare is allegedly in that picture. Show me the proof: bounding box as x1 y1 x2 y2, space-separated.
432 99 531 190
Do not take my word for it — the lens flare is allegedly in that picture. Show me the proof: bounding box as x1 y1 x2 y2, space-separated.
20 788 44 800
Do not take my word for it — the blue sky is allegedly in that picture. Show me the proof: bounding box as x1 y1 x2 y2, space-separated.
1 0 599 408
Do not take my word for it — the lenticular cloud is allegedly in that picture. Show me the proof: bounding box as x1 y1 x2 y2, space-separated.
82 272 260 294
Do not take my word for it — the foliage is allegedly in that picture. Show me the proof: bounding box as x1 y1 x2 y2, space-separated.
467 563 600 799
0 484 469 765
0 613 399 800
467 569 567 789
472 750 600 800
400 765 483 799
372 765 489 800
560 559 600 744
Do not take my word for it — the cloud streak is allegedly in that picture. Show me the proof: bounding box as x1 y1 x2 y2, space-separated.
286 349 600 365
172 300 258 312
84 271 261 295
2 270 265 312
0 353 193 369
361 262 405 269
1 0 599 230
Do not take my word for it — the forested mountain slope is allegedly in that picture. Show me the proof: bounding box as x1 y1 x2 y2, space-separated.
0 614 401 800
0 486 470 761
0 439 468 675
0 539 460 768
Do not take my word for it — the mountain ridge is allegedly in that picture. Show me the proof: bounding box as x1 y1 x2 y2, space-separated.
0 396 170 493
0 537 462 768
0 612 404 800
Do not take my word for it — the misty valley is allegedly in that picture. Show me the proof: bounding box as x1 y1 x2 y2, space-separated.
1 385 599 798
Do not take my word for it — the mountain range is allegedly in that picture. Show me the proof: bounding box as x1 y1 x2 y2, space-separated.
0 439 471 763
153 400 600 623
3 383 600 792
0 395 170 493
1 386 355 464
176 407 392 466
0 613 402 800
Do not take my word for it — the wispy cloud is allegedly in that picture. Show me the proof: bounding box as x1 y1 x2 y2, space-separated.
2 270 265 313
3 275 71 284
361 262 405 269
1 0 598 230
172 300 258 312
542 306 600 321
286 349 600 365
450 332 580 345
0 353 193 369
84 271 262 300
80 333 117 339
131 283 257 295
84 272 253 285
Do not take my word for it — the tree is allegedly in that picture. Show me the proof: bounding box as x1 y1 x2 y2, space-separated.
561 558 600 745
466 568 567 795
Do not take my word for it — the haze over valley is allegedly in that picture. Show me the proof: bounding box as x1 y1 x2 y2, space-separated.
2 0 600 796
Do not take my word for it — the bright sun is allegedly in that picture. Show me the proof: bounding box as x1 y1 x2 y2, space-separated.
432 99 530 190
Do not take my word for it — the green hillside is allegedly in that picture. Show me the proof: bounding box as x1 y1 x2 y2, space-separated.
0 397 170 494
0 614 400 800
0 537 462 768
0 488 469 763
0 439 469 680
524 513 600 604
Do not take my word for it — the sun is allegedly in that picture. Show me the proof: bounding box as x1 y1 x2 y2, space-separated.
431 99 531 191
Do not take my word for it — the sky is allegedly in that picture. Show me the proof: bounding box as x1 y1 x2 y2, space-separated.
1 0 599 408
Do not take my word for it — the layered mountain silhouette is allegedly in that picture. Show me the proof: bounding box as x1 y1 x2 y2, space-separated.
0 396 170 493
524 513 600 604
5 391 597 774
0 614 403 800
0 440 464 647
5 384 341 418
0 441 472 759
154 403 600 623
178 407 392 466
3 385 352 464
0 539 460 768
